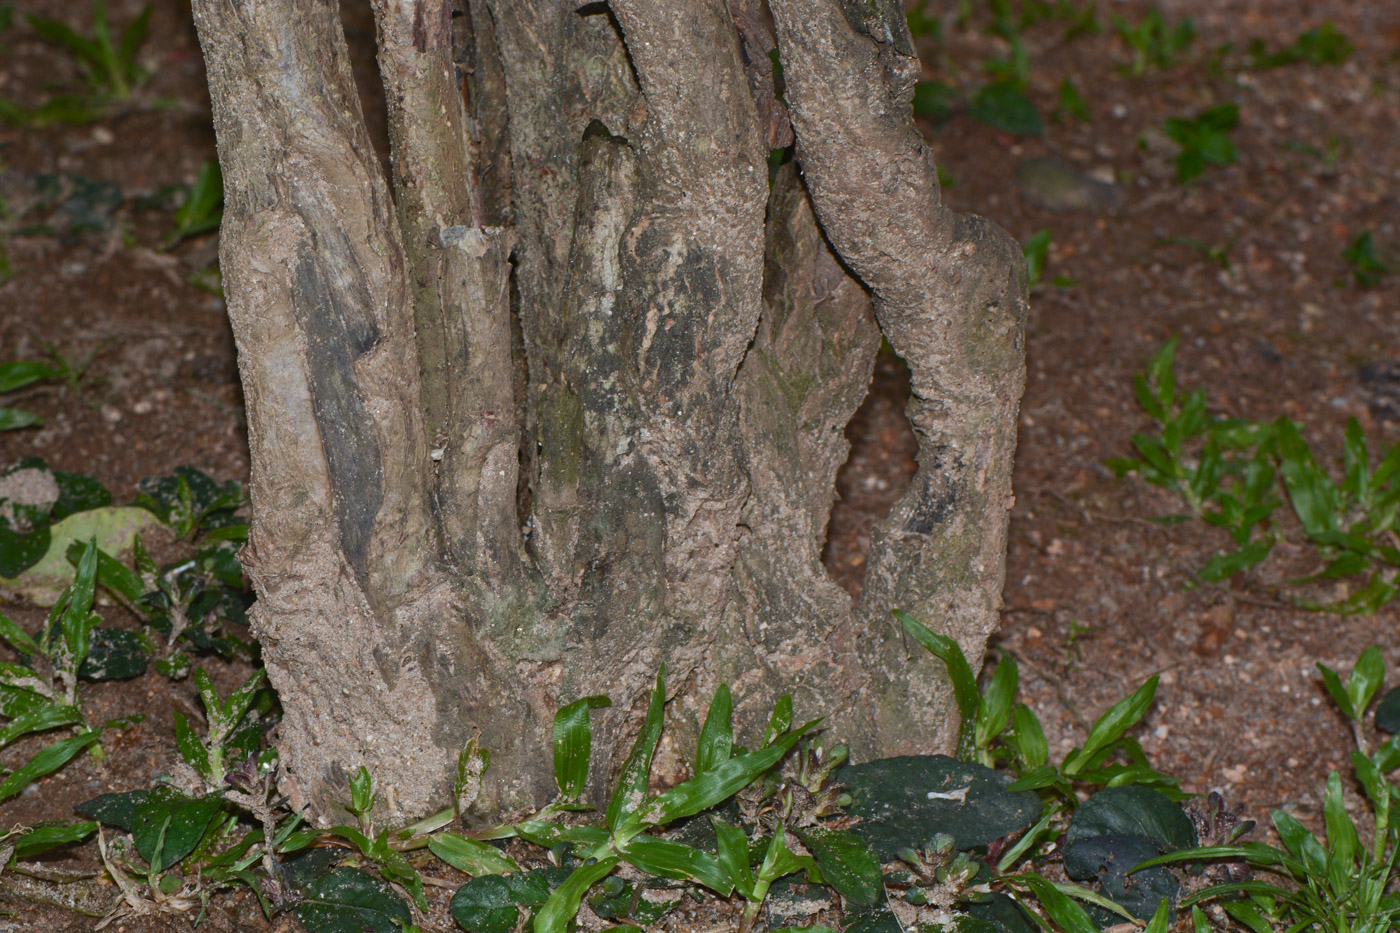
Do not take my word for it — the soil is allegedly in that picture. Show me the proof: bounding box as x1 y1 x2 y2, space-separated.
1 0 1398 930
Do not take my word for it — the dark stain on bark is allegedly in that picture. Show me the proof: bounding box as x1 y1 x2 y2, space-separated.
412 0 428 52
292 247 385 584
903 466 958 535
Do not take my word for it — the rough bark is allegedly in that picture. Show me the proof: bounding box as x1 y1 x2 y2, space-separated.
193 0 1026 820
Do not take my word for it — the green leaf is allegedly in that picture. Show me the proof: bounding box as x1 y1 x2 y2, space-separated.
132 784 224 872
1345 645 1385 718
0 360 61 393
1015 874 1099 933
756 825 812 883
894 610 980 760
606 666 665 832
553 694 610 800
173 711 212 781
450 870 554 933
1143 895 1172 933
792 827 882 905
8 820 97 861
1196 536 1274 583
1322 771 1358 868
0 408 41 431
1375 686 1400 733
616 835 732 895
968 81 1043 136
428 832 519 876
0 610 41 656
977 653 1018 748
57 538 101 672
1061 675 1158 776
0 703 81 751
1009 703 1048 768
0 730 101 803
78 627 149 680
65 540 145 603
220 668 267 731
712 818 756 898
74 789 150 832
1316 662 1356 720
296 866 412 933
765 694 793 745
1063 834 1177 920
533 858 619 933
115 5 151 80
26 15 103 66
628 720 818 832
515 821 610 849
1275 418 1339 537
696 684 733 774
1067 786 1196 849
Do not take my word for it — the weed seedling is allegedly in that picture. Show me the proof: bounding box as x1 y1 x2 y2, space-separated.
1023 229 1075 290
1343 231 1390 288
163 161 223 248
1163 103 1240 183
1248 21 1353 69
0 359 62 431
28 1 152 101
1112 7 1197 75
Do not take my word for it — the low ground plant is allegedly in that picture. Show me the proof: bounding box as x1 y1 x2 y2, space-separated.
1109 337 1400 613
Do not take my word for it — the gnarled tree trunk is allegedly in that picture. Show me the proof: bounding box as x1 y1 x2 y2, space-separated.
192 0 1027 821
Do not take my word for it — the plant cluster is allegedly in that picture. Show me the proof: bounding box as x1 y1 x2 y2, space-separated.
1109 338 1400 614
0 0 152 127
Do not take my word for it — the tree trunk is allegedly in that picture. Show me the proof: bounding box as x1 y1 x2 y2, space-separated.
192 0 1027 822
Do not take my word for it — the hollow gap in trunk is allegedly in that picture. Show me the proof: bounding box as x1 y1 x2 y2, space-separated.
339 0 392 173
821 341 916 597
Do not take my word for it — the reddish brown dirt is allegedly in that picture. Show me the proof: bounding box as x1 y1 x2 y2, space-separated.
2 0 1399 930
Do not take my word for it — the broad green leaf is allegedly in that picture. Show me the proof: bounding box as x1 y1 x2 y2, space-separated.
1275 417 1339 537
1316 662 1356 719
895 610 980 760
74 789 150 832
1196 536 1274 583
132 785 224 872
1343 418 1371 503
515 821 610 849
534 857 619 933
1062 676 1158 776
756 825 812 884
696 684 733 774
79 627 149 680
0 703 81 750
1322 771 1358 868
0 408 40 431
617 834 731 895
1345 645 1385 718
606 666 665 832
0 360 60 393
1009 703 1047 768
712 818 755 897
793 827 882 905
65 539 145 603
428 832 519 876
553 694 610 800
1067 786 1196 849
1221 899 1273 933
977 654 1018 748
296 866 412 933
0 730 101 803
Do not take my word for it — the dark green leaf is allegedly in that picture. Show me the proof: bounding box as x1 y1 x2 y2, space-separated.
1063 834 1177 921
1345 645 1385 718
1375 686 1400 733
75 789 150 832
78 627 148 680
1067 786 1196 849
1316 662 1355 719
0 523 51 578
296 866 412 933
792 827 882 905
838 756 1042 860
51 471 111 520
0 408 41 431
712 818 755 897
968 82 1043 136
132 785 224 871
0 360 60 393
